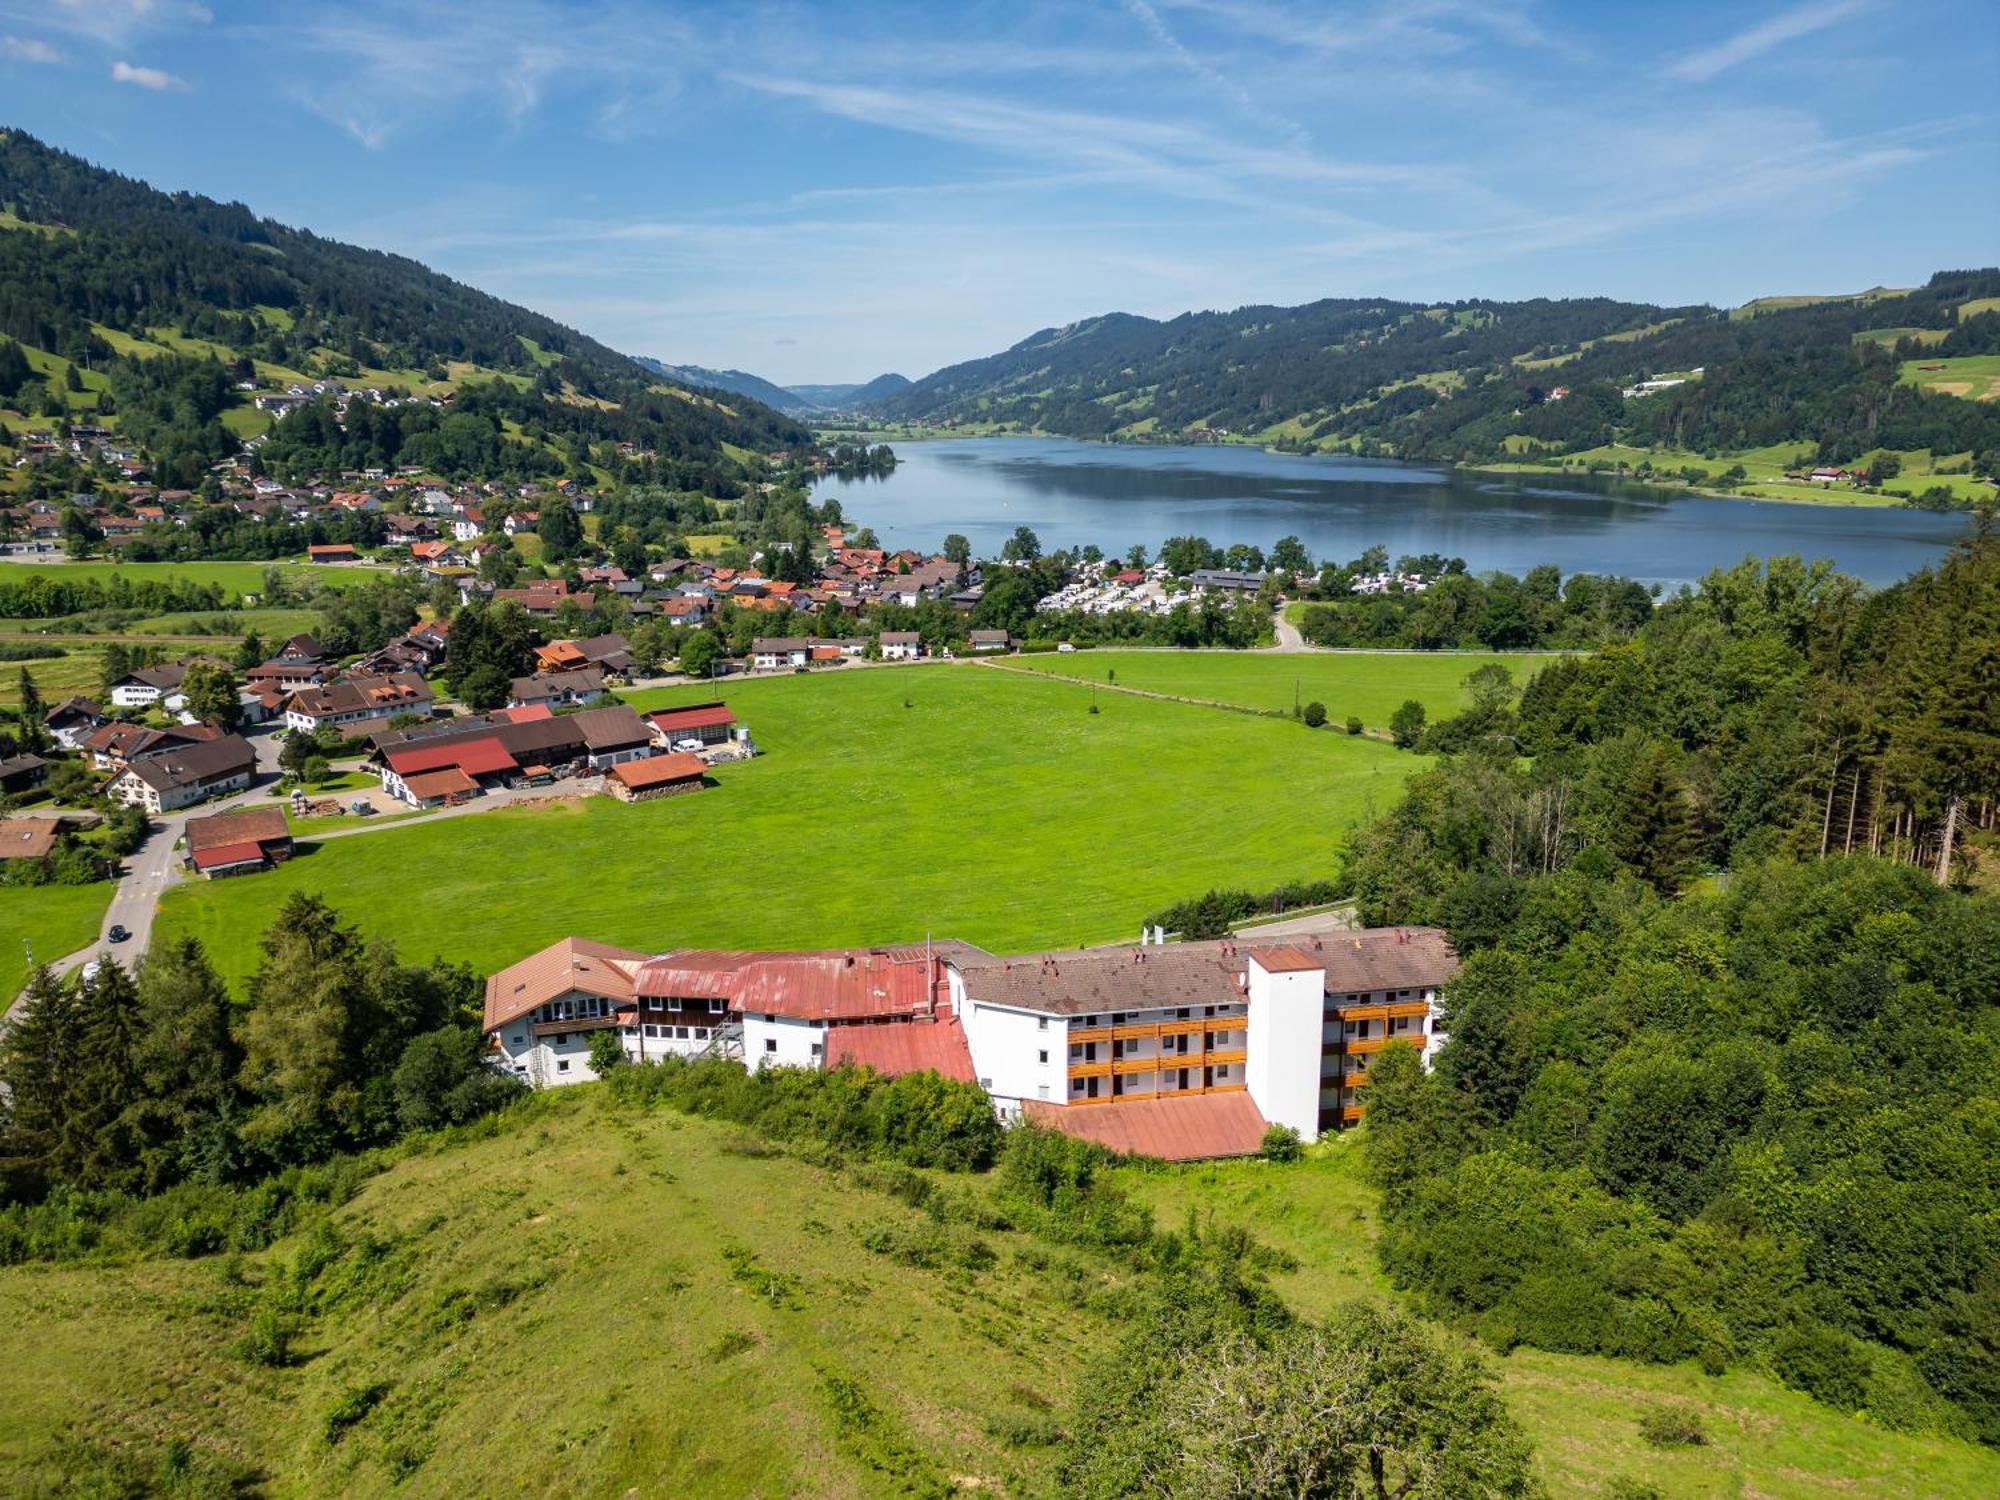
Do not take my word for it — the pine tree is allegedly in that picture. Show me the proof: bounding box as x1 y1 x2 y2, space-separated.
66 962 149 1192
238 894 374 1162
0 967 81 1199
14 667 45 754
1609 743 1700 893
133 937 244 1188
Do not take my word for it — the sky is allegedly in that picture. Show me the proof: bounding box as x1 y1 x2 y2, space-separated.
0 0 1994 386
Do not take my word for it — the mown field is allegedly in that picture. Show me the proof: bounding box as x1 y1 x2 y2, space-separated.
1001 649 1560 731
3 1090 1991 1497
1479 441 1994 507
0 559 393 596
0 883 113 995
154 664 1420 990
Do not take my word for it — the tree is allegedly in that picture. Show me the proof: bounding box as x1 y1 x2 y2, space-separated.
1605 741 1699 894
942 533 972 565
1302 700 1328 728
587 1030 627 1075
678 630 723 680
233 630 266 670
132 937 244 1188
1390 699 1428 749
0 337 32 401
179 661 242 731
393 1025 522 1133
14 668 46 753
1002 525 1041 562
1094 1302 1540 1499
457 663 511 714
1271 535 1311 574
300 754 333 787
59 505 101 559
277 729 316 776
538 502 584 561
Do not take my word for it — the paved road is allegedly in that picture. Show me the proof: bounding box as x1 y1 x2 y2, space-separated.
1270 607 1308 651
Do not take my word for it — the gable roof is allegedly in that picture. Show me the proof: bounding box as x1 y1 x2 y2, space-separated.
482 937 649 1032
113 734 255 792
185 806 289 853
0 818 59 860
608 752 705 790
646 702 734 735
826 1013 977 1083
1021 1093 1269 1162
568 703 651 750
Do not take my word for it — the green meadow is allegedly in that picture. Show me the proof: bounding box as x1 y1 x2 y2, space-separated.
0 883 113 994
154 665 1421 990
1001 649 1562 731
0 559 392 597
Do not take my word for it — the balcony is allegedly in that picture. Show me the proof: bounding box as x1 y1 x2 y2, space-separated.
1336 1035 1388 1055
1112 1022 1161 1041
1069 1023 1114 1043
1113 1056 1163 1076
1067 1059 1113 1079
530 1012 620 1037
1206 1048 1247 1066
1331 999 1430 1023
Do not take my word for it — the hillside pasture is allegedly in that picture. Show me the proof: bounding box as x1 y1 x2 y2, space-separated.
999 649 1562 731
1899 353 2000 402
154 664 1420 990
0 883 113 993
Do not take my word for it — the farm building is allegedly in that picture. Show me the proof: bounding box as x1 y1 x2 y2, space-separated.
105 734 256 813
605 752 707 801
185 806 293 878
645 701 735 748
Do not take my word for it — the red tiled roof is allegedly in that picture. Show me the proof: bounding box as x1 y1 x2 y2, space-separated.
609 753 706 790
1022 1093 1269 1162
191 840 269 871
483 936 649 1032
384 737 517 777
826 1014 976 1083
1249 946 1323 973
186 807 289 852
403 766 478 800
488 704 553 724
647 703 734 734
635 949 947 1022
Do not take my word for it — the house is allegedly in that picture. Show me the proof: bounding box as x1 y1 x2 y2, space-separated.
374 735 517 806
605 752 707 801
43 696 105 750
659 595 708 628
106 734 256 812
967 629 1011 653
568 704 655 768
307 542 360 564
0 817 61 866
534 633 633 677
507 666 606 710
83 720 220 773
0 754 48 795
493 585 569 617
479 925 1460 1156
108 664 188 709
184 806 293 878
646 701 736 750
283 673 434 736
877 630 922 661
750 637 812 671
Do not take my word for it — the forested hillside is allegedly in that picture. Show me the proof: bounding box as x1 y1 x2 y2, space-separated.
0 129 808 485
874 274 2000 493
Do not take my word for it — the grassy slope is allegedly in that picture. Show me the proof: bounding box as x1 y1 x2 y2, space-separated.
0 560 392 595
0 882 113 990
4 1095 1990 1497
156 665 1421 991
1002 650 1561 731
0 1093 1096 1497
1113 1144 2000 1499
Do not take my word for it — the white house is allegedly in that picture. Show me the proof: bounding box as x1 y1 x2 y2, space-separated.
108 664 187 709
878 631 923 661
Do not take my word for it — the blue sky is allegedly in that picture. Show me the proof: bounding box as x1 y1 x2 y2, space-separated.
1 1 1994 385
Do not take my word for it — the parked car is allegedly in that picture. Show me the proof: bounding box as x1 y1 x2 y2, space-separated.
1057 642 1077 653
672 737 705 753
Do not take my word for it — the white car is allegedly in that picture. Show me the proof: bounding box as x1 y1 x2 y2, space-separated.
1057 642 1077 653
672 738 705 753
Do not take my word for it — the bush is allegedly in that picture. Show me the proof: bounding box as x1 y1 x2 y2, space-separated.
586 1030 627 1074
1302 700 1327 728
1345 715 1363 734
1260 1124 1304 1163
1636 1404 1706 1448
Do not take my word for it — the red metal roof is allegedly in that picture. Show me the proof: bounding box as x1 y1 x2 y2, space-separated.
1021 1093 1269 1162
826 1014 976 1083
191 840 269 871
635 949 947 1021
489 704 554 724
403 766 479 799
384 737 518 777
1249 946 1323 973
647 703 735 734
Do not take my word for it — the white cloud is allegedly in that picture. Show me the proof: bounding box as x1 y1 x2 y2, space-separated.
1664 0 1873 83
2 33 62 62
110 58 185 90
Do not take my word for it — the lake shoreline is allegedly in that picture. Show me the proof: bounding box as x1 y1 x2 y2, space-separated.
814 425 1975 513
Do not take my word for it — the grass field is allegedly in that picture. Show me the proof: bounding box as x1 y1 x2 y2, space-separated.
1116 1142 2000 1499
1900 353 2000 402
2 1090 1989 1497
0 559 392 597
155 664 1422 991
1001 649 1561 730
0 883 114 992
1480 441 1995 507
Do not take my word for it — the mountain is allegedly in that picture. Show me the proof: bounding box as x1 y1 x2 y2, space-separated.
634 357 823 416
875 276 2000 474
0 129 810 483
789 372 911 410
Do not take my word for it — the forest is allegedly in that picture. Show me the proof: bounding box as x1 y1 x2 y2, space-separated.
1339 527 2000 1441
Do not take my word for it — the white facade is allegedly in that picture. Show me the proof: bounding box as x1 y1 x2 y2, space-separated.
743 1012 826 1069
962 998 1067 1115
1246 955 1329 1141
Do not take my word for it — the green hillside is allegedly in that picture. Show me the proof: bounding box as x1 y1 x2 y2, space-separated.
0 128 810 487
5 1088 1993 1498
871 273 2000 503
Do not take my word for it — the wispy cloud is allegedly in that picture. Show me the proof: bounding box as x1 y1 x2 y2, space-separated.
1664 0 1872 83
2 33 61 63
110 58 185 90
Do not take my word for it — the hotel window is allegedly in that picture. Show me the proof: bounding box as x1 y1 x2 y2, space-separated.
1038 1050 1049 1065
648 998 663 1012
1214 1064 1230 1079
1344 1019 1359 1036
811 1043 823 1058
557 1059 570 1072
676 1026 690 1039
708 999 724 1014
765 1038 777 1054
1175 1007 1190 1018
1037 1016 1048 1031
1069 1044 1083 1060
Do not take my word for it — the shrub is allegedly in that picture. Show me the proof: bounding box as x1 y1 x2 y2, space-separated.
1345 715 1363 734
1636 1404 1706 1448
1302 700 1327 728
1260 1125 1304 1163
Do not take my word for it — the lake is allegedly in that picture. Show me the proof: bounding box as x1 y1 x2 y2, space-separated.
815 437 1969 588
